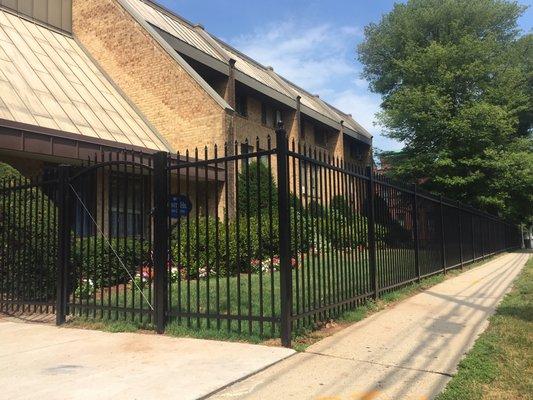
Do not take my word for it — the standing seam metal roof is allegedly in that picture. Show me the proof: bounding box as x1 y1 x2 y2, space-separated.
121 0 372 141
0 7 171 151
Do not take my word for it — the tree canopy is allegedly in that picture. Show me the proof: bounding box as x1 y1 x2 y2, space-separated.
358 0 532 224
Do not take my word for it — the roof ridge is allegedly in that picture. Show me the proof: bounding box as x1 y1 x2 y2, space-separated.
137 0 198 29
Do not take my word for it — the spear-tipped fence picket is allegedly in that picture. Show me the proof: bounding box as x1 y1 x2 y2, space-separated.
0 125 521 347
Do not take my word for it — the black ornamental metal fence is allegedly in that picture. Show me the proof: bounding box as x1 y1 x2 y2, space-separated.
0 125 521 347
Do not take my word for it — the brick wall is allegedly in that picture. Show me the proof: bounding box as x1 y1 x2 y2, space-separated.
233 96 274 147
71 0 228 152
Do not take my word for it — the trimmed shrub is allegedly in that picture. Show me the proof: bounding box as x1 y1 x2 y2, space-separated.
170 215 281 278
306 199 324 218
70 237 150 288
331 195 354 218
171 217 230 278
0 162 58 300
318 210 366 250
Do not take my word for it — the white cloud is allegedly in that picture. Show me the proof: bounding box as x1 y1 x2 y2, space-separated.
228 19 403 152
230 20 359 92
331 90 403 152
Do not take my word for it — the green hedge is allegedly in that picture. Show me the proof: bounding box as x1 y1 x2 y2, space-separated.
170 208 379 279
171 215 281 278
70 237 150 288
0 162 58 300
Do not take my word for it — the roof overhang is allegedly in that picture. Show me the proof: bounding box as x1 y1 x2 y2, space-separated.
0 119 223 181
0 119 158 160
344 127 372 145
116 0 232 112
123 0 372 145
234 70 297 109
152 26 230 76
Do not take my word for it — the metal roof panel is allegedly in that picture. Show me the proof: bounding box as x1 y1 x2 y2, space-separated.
123 0 226 62
0 8 171 151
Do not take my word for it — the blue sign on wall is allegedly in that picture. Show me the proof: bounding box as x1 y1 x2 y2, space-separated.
170 195 192 218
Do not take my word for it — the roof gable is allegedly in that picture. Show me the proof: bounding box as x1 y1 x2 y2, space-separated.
0 7 171 151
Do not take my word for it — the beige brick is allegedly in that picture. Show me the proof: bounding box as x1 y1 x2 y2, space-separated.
72 0 228 152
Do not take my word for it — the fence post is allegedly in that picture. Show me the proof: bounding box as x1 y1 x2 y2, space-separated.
153 151 169 334
413 184 420 282
366 166 378 299
275 123 293 348
480 217 485 260
458 209 464 270
439 196 446 274
56 165 70 325
471 213 475 261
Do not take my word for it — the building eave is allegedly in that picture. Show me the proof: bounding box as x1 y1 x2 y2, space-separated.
0 119 223 180
343 126 372 145
116 0 233 113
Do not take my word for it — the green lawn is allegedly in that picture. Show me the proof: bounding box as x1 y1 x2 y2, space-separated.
66 247 452 343
436 253 532 400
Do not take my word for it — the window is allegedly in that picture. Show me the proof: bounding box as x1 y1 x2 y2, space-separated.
261 102 267 125
71 172 96 237
300 161 308 194
236 94 247 117
349 144 363 161
240 143 254 155
240 143 254 169
109 173 148 237
315 128 327 148
274 109 283 127
397 213 406 227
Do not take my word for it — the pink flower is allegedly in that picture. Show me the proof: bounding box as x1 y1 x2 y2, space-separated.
139 266 153 280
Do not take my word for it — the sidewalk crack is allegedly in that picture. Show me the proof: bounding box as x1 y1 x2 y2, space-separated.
305 351 455 377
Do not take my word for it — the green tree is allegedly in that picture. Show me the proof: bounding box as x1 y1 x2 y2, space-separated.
237 160 278 216
358 0 532 223
0 163 58 299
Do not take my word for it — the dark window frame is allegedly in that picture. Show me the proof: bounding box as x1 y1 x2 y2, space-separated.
236 94 248 117
314 128 328 148
108 172 150 238
71 172 97 237
261 102 267 125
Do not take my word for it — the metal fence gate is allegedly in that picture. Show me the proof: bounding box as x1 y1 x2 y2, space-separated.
0 125 522 347
0 172 58 316
61 153 156 325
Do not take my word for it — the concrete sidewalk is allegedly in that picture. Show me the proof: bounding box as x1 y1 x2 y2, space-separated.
0 321 294 400
211 251 530 400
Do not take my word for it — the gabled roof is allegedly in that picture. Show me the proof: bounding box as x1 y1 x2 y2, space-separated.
120 0 372 144
0 7 172 152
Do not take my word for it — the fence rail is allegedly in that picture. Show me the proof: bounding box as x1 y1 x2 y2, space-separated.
0 125 521 347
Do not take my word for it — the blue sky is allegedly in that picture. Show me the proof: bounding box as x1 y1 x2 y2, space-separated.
157 0 532 151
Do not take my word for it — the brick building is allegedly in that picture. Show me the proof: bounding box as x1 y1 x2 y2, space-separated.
0 0 372 226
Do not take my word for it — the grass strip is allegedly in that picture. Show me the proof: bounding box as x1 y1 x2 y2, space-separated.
436 254 532 400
